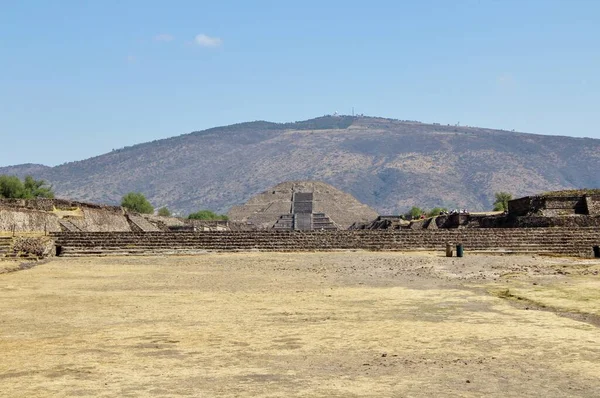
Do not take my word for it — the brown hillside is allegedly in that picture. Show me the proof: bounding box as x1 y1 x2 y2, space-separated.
2 116 600 215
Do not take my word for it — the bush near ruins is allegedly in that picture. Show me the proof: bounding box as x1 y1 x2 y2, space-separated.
121 192 154 214
427 207 448 217
0 175 54 199
493 192 513 211
188 210 228 221
406 206 426 219
157 207 172 217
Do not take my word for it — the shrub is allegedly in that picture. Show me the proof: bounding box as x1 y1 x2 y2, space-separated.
0 175 24 198
188 210 228 220
121 192 154 214
157 207 172 217
405 206 425 219
427 207 448 217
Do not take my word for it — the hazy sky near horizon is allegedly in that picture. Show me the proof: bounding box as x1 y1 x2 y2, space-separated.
1 0 599 167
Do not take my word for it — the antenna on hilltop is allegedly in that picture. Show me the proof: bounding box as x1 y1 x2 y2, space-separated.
352 107 354 116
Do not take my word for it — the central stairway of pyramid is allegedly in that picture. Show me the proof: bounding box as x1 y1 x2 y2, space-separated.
273 192 337 231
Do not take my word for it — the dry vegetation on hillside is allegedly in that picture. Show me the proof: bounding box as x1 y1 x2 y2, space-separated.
2 116 600 214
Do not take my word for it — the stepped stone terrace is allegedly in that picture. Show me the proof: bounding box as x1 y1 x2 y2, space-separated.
3 188 600 259
49 228 600 258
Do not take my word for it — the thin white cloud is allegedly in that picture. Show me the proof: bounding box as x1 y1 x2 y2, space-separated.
155 33 174 42
126 55 136 63
195 34 222 48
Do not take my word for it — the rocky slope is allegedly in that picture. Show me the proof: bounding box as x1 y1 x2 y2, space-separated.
2 116 600 215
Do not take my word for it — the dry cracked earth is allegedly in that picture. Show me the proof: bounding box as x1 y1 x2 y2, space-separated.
1 252 600 397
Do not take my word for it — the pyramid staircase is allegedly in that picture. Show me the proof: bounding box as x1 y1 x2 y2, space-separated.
272 213 337 231
272 192 338 231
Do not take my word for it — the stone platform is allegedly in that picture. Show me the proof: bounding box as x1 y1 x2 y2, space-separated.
51 228 600 258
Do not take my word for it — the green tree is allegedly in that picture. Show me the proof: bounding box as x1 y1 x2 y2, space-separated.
157 207 172 217
0 175 54 199
188 210 228 220
427 207 448 217
0 175 25 198
493 192 513 211
22 175 54 198
121 192 154 214
406 206 425 219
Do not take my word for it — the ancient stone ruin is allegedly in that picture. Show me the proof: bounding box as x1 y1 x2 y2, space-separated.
354 191 600 230
50 228 600 258
508 192 600 217
0 198 229 234
0 198 131 233
4 188 600 259
227 181 379 230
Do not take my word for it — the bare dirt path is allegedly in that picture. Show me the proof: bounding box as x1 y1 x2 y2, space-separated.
1 252 599 397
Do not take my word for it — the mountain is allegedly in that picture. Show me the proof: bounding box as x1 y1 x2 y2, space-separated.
3 116 600 215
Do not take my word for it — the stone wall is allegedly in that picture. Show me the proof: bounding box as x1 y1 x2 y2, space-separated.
507 197 533 216
68 208 131 232
509 216 600 228
541 197 586 216
0 209 61 233
0 198 66 211
0 198 123 213
0 199 130 233
508 196 587 216
584 195 600 216
461 213 600 228
52 228 600 258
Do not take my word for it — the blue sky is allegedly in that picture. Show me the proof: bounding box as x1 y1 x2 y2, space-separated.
1 0 599 167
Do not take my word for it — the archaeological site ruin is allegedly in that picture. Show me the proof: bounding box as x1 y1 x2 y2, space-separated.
227 180 379 230
2 183 600 259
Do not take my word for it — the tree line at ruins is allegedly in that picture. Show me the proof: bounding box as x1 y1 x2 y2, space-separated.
406 192 513 218
120 192 227 220
0 175 54 199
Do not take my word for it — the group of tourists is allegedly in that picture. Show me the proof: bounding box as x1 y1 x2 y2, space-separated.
439 209 469 215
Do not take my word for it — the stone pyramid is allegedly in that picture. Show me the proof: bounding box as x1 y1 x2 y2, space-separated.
227 181 379 230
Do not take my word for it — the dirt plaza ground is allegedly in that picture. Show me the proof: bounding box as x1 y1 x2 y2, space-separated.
1 252 600 397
